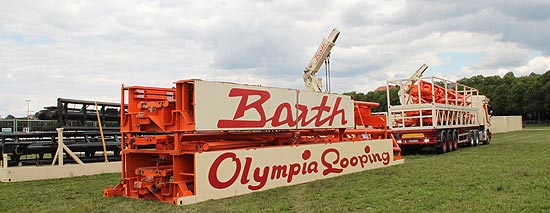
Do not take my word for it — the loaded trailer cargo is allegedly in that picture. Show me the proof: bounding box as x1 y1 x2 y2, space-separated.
386 65 491 154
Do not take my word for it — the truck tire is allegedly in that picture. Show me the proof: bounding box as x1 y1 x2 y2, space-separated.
451 130 458 151
446 131 453 152
436 131 447 154
468 131 475 147
473 131 479 146
483 130 491 145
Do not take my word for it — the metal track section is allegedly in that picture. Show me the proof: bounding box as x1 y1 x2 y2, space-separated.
1 98 124 166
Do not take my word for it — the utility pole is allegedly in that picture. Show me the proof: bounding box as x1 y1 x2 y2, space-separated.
25 99 31 132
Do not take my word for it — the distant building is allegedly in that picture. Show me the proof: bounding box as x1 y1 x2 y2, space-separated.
374 85 397 92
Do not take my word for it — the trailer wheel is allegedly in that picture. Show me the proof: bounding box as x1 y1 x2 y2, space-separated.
446 131 453 152
468 131 475 147
473 131 479 146
451 130 458 151
436 131 447 154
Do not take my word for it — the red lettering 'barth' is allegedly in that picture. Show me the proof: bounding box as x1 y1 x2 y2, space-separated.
217 88 348 129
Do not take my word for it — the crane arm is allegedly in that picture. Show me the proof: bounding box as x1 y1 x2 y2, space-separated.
303 28 340 92
405 64 428 89
398 64 428 104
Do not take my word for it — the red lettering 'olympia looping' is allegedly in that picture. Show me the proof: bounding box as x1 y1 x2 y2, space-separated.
208 146 391 190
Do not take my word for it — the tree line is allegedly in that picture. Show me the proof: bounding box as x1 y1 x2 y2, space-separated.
344 70 550 124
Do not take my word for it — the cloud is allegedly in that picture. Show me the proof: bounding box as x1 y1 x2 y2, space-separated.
514 55 550 76
389 0 550 54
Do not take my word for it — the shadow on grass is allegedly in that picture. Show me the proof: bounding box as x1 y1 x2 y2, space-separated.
401 144 488 156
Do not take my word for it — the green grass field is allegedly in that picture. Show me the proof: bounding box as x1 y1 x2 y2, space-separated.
1 129 549 212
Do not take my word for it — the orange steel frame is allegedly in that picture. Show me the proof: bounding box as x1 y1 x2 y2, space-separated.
104 80 402 205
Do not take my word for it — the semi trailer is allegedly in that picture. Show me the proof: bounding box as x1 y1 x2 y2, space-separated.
387 65 491 154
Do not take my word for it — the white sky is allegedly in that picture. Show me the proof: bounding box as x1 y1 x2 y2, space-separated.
1 0 549 117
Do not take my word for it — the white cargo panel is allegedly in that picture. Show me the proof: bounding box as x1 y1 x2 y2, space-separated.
194 80 354 131
192 138 402 204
